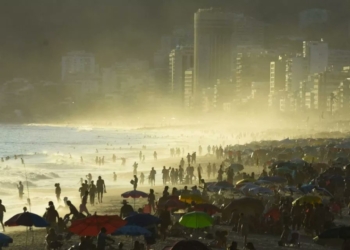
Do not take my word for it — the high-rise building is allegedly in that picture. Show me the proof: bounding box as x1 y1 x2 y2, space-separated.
169 46 194 106
328 49 350 71
194 8 234 96
303 41 328 75
285 55 308 92
268 56 287 108
312 68 350 112
61 51 96 81
235 51 273 100
184 69 194 109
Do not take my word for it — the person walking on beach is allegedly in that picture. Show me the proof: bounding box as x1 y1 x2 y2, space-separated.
153 151 157 160
55 183 61 203
89 180 96 206
80 191 91 216
96 176 106 203
79 183 86 200
17 181 24 199
113 172 117 182
0 199 6 232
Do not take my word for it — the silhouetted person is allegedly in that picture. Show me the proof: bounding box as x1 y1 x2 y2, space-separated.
17 181 24 199
96 176 106 203
0 199 6 232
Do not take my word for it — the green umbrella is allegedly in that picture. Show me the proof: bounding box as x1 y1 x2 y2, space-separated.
179 211 213 229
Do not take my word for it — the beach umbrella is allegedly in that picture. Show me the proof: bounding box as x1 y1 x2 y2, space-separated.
292 195 322 206
163 240 211 250
214 181 234 189
314 187 333 197
121 190 148 198
264 207 280 221
0 233 13 247
69 215 126 236
248 186 273 196
121 190 148 208
179 194 206 204
228 164 244 172
162 199 188 210
112 225 151 237
236 178 255 186
125 214 161 227
258 176 287 184
193 203 221 215
274 167 293 175
221 197 264 220
179 211 213 229
300 184 316 194
5 212 49 228
240 183 259 193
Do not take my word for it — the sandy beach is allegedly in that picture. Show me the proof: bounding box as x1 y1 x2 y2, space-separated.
2 154 340 250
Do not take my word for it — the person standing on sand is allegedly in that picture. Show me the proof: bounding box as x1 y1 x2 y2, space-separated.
0 199 6 232
133 175 138 190
153 151 157 160
113 172 117 182
120 200 134 218
55 183 61 203
17 181 24 199
148 189 156 213
150 167 156 186
96 176 106 203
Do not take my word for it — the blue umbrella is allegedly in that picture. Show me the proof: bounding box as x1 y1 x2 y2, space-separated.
112 225 151 236
300 184 316 194
5 212 49 228
125 214 161 227
0 233 13 247
259 176 287 184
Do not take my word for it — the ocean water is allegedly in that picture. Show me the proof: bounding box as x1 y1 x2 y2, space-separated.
0 124 213 218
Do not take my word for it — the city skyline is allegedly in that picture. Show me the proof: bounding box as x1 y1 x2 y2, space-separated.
1 2 350 122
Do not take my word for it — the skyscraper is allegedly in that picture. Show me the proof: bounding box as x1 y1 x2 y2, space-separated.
169 46 194 106
303 41 328 75
194 8 234 96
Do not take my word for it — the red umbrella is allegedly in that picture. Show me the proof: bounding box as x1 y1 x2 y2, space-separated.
163 199 187 210
121 190 149 208
264 207 280 222
69 215 126 236
193 203 221 215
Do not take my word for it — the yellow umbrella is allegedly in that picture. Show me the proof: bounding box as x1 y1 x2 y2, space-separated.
236 179 254 185
179 194 206 204
292 195 322 206
235 179 255 187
